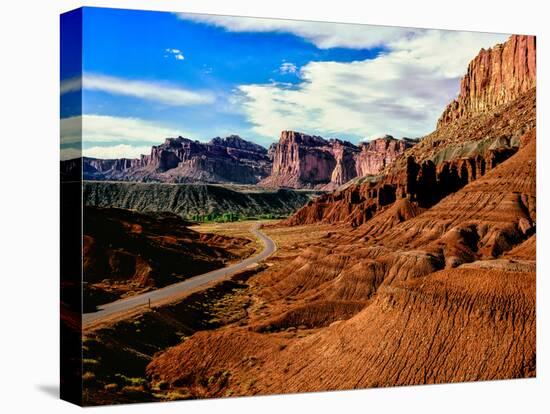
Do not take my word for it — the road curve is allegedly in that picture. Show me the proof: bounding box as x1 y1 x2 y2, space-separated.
83 223 276 326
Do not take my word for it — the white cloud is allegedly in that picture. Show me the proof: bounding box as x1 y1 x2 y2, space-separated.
178 13 419 49
80 73 211 105
165 48 185 60
60 116 82 145
280 62 298 74
236 30 509 140
83 144 153 159
61 114 197 159
61 114 186 145
60 76 81 94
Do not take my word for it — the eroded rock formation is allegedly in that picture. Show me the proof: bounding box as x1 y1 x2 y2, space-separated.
355 136 418 177
82 135 272 184
438 34 536 127
260 131 415 189
260 131 339 188
145 111 537 400
288 34 536 226
82 34 537 403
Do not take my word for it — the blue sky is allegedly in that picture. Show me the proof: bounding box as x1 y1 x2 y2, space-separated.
60 7 508 159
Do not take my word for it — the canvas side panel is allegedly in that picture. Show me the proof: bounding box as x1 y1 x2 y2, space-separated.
60 8 83 407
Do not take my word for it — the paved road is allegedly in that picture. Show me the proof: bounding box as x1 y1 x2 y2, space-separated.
82 223 276 326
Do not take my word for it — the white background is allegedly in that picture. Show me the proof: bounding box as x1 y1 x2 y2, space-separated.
0 0 548 412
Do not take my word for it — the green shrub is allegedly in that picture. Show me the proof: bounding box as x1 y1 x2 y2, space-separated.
114 373 148 387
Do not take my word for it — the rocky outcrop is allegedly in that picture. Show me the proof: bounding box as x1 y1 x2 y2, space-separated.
355 136 417 177
328 140 359 188
260 131 415 189
288 35 536 227
438 34 536 127
260 131 338 188
210 135 266 153
71 131 415 189
81 135 271 184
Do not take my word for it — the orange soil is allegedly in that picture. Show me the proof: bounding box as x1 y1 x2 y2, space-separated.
146 128 536 399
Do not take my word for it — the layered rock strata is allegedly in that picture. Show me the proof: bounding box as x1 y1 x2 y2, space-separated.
287 34 536 226
438 34 535 127
260 131 415 189
81 135 272 184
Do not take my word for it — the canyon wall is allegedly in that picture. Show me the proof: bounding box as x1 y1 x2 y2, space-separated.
81 135 272 184
355 136 418 177
288 34 537 226
260 131 416 189
438 34 536 127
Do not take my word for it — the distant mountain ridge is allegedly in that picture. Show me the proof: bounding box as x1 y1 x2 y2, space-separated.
65 131 415 188
82 135 271 184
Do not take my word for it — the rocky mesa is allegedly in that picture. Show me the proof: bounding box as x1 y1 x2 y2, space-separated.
72 131 415 190
260 131 416 190
82 135 272 184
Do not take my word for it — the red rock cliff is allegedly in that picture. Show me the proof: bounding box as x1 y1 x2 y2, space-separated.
438 35 536 127
260 131 415 189
260 131 339 188
287 34 537 226
355 136 417 177
81 135 271 184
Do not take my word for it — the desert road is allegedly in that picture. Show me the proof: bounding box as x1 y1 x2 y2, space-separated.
83 223 276 326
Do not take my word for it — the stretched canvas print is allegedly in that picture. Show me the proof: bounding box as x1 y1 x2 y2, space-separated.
60 6 537 406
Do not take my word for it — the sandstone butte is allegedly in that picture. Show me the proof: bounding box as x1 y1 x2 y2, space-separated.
143 34 537 398
259 131 416 190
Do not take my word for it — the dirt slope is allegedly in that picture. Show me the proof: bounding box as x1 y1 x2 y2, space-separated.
83 207 253 309
85 35 537 403
145 109 537 401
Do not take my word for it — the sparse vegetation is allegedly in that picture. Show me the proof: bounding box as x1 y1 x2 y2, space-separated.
84 182 320 221
114 374 148 388
82 266 264 405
